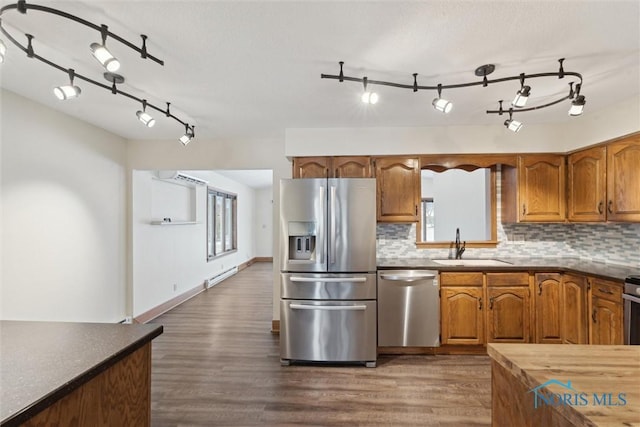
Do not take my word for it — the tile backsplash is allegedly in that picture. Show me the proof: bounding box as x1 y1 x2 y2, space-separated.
377 222 640 268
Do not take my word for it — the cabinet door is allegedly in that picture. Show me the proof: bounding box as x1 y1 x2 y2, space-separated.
606 137 640 222
441 287 484 345
292 157 330 179
567 146 606 222
591 297 623 345
332 156 372 178
374 157 420 222
535 273 563 343
561 274 588 344
518 155 566 222
486 286 531 343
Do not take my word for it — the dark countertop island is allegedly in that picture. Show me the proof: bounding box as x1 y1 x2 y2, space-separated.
0 321 163 426
377 257 638 282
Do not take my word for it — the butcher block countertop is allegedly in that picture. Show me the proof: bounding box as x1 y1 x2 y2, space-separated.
0 321 163 426
488 344 640 426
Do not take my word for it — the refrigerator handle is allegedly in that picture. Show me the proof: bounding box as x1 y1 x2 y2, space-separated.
330 185 337 265
319 185 325 264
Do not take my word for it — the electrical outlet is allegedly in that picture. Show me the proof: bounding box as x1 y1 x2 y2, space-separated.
173 283 177 291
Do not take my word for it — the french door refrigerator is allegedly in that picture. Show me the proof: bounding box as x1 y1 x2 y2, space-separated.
279 178 377 367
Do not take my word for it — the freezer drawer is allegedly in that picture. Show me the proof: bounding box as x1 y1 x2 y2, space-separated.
378 270 440 347
281 272 377 300
280 299 377 365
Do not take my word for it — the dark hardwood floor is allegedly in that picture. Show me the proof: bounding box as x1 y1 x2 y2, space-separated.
149 262 491 426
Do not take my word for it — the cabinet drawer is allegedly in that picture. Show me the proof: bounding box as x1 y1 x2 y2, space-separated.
486 272 529 287
590 278 623 303
440 272 483 286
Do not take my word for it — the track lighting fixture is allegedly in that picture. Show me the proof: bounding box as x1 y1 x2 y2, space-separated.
0 39 6 63
569 95 586 116
511 73 530 107
361 77 379 104
136 99 156 127
504 109 523 133
53 69 81 100
1 1 193 144
179 124 195 146
432 84 452 113
322 58 585 133
90 25 120 72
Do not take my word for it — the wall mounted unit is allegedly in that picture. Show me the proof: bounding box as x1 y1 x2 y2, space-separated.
156 171 208 187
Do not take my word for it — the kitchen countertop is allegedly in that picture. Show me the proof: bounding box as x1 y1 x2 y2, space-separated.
0 321 163 426
488 343 640 426
377 257 638 282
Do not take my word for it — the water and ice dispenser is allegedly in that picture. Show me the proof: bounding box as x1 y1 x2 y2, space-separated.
287 222 316 261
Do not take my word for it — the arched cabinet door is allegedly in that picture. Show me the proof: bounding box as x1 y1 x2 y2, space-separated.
441 286 484 345
606 137 640 221
374 157 420 222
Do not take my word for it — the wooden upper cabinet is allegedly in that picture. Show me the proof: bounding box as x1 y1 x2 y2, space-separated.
332 156 372 178
606 136 640 221
561 274 588 345
501 154 566 223
374 157 420 222
567 146 607 222
535 273 563 344
292 157 330 178
292 156 373 179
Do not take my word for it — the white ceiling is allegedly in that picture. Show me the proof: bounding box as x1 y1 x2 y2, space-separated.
1 1 639 143
213 169 273 189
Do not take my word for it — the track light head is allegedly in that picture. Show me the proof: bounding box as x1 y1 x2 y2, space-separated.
568 95 586 116
136 99 156 127
179 125 194 146
53 68 81 100
53 84 81 100
0 39 6 63
504 110 523 132
361 77 378 104
432 83 452 113
90 42 120 72
512 85 531 108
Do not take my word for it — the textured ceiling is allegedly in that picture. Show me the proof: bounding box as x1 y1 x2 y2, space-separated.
1 1 639 142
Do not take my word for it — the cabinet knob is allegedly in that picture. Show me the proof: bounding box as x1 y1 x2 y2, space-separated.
478 297 482 311
592 308 597 323
522 204 526 215
608 200 613 214
538 282 543 295
598 201 604 214
489 297 495 310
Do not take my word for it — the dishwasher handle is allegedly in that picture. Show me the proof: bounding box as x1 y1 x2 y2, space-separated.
289 303 367 311
380 273 435 282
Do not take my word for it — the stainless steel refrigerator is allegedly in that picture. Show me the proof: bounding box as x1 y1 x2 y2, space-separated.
279 178 377 367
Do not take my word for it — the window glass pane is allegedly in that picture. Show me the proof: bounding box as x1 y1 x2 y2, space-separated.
215 195 224 254
224 197 232 250
207 192 215 257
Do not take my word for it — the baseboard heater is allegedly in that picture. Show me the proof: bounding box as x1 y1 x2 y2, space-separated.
205 266 238 288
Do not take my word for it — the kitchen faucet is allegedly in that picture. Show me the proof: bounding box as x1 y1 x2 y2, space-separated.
454 228 466 259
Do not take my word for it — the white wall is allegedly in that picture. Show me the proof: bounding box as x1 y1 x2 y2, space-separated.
126 138 290 322
132 170 266 317
284 95 640 157
254 187 274 257
1 89 127 322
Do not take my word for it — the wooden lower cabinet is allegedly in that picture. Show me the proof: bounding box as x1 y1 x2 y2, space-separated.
590 277 624 345
535 273 563 343
561 274 589 344
440 286 484 345
486 286 531 343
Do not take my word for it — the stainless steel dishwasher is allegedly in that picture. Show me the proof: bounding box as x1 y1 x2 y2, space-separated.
377 270 440 347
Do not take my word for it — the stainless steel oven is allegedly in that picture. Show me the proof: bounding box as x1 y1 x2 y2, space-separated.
623 276 640 345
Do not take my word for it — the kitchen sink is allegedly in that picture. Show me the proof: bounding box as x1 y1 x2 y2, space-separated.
432 259 513 267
